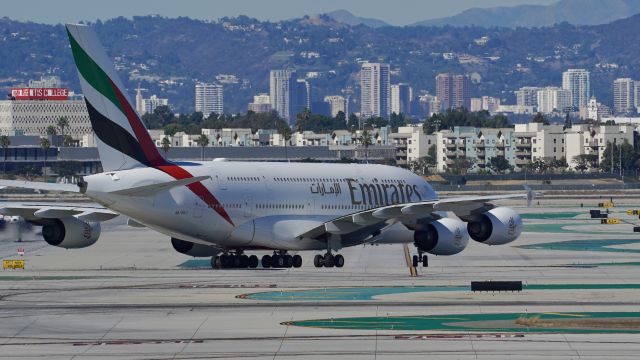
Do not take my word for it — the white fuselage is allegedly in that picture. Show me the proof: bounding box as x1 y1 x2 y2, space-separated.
83 161 438 251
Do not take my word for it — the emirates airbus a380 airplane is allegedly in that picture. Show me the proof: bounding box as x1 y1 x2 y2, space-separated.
0 24 531 269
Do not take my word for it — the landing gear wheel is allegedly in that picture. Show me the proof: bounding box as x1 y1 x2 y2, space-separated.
334 254 344 268
323 254 335 268
261 255 272 269
422 255 428 267
313 254 324 268
274 255 285 268
284 255 293 268
412 255 419 268
248 255 259 269
211 256 220 269
292 255 303 268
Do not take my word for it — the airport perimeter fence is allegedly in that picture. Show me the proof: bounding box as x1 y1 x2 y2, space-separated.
432 183 640 192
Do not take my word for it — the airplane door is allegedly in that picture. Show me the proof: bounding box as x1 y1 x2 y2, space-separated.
244 196 253 218
215 174 227 190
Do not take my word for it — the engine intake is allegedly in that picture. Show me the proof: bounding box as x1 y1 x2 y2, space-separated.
171 238 222 257
414 217 469 255
42 217 101 249
466 207 522 245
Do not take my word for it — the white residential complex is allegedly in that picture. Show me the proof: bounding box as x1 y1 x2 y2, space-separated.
435 122 636 173
195 83 224 116
562 69 590 109
360 62 390 119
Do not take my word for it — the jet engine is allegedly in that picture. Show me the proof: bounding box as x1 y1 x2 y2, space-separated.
465 207 522 245
41 217 101 249
414 217 469 255
171 238 222 257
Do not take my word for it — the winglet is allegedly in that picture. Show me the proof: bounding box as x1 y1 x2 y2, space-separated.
524 185 534 207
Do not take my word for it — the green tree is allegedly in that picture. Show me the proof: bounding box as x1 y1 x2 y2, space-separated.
161 137 171 159
408 156 432 175
195 134 209 161
601 140 636 174
427 144 437 166
46 125 57 136
532 112 549 125
56 116 69 144
347 113 359 129
40 137 51 182
282 127 292 161
359 129 373 163
572 154 598 174
488 156 512 174
0 135 10 177
447 157 475 175
63 135 75 147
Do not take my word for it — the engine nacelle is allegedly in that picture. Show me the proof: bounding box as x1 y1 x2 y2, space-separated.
414 217 469 255
42 217 101 249
466 207 522 245
171 238 222 257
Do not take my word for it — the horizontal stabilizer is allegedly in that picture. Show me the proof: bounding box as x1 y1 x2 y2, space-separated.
109 176 211 197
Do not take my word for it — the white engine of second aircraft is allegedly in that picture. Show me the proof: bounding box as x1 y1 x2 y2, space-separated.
465 207 523 245
41 217 101 249
412 217 470 255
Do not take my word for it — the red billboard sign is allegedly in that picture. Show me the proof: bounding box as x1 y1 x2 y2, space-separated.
11 88 69 100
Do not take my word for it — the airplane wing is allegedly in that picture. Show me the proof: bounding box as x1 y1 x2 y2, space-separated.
0 180 80 193
296 190 532 240
0 203 119 222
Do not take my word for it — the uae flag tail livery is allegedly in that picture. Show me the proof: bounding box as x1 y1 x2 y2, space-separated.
66 24 234 226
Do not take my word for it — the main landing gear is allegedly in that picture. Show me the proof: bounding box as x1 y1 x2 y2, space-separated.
412 250 428 268
313 252 345 268
211 252 259 269
261 251 302 269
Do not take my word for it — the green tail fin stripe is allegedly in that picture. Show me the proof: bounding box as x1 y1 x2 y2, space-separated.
67 28 123 114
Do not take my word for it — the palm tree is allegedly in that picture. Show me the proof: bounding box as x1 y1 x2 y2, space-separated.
161 137 171 159
56 116 69 146
195 134 209 161
0 135 10 177
40 137 50 182
359 130 372 163
282 127 292 162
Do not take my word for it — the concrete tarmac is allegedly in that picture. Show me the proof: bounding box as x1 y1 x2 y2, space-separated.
2 202 640 359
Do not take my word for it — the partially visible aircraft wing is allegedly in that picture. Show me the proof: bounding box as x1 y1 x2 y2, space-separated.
0 180 79 193
0 203 119 222
296 191 532 239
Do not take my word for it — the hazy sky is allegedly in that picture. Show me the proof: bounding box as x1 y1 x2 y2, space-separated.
4 0 558 26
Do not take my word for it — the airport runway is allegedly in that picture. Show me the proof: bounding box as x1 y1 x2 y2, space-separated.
2 202 640 359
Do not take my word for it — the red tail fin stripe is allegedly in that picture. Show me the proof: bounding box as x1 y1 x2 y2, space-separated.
107 79 234 226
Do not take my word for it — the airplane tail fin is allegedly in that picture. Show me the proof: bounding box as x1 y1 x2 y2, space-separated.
65 24 164 171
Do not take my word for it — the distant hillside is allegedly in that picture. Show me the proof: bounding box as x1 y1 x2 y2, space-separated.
324 10 390 28
2 13 640 113
412 0 640 28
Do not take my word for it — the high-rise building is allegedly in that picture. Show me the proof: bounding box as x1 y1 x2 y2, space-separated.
613 78 636 114
248 93 271 113
135 87 144 115
324 95 347 117
195 83 223 116
293 79 311 116
536 87 572 114
142 95 169 115
269 69 297 124
562 69 590 109
516 87 540 107
360 62 390 119
436 73 471 110
390 83 412 115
